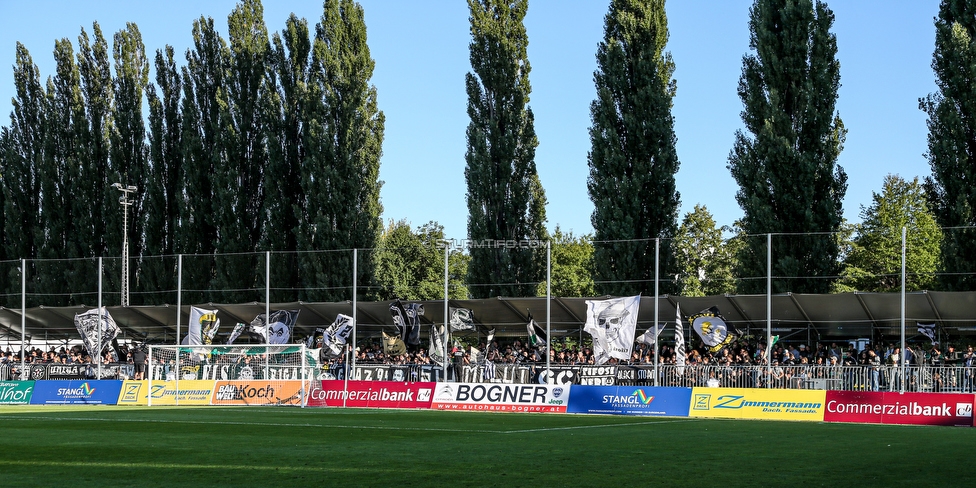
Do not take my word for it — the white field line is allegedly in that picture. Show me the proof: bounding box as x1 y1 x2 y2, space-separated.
0 414 698 434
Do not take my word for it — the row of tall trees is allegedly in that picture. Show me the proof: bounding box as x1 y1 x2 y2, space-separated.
1 0 973 307
0 0 385 306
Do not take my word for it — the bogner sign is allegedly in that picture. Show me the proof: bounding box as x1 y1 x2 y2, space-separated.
431 382 570 413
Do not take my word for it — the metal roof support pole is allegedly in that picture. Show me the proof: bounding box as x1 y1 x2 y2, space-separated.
443 243 450 382
546 240 551 381
654 238 659 387
900 226 906 394
98 256 103 379
265 251 271 378
766 233 771 389
20 258 25 376
176 254 182 345
346 248 357 407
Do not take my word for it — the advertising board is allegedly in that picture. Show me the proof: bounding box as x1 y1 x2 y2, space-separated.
211 380 305 406
0 380 33 404
431 382 569 413
29 380 123 405
823 390 974 427
307 380 435 408
689 387 825 421
567 386 691 416
117 380 215 405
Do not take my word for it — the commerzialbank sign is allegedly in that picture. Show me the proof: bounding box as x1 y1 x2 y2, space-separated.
689 387 826 421
824 390 975 427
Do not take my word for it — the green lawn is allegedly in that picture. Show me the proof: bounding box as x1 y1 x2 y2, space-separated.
0 406 971 487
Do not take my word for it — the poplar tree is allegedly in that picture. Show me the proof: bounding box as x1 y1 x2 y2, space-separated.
300 0 385 301
143 45 183 304
464 0 547 298
212 0 272 302
728 0 847 294
77 23 113 260
921 0 976 291
180 16 228 303
264 14 310 302
588 0 680 296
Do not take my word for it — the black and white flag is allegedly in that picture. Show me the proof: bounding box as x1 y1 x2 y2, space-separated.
74 308 121 359
675 304 686 372
449 307 475 331
917 323 938 345
690 306 739 353
226 322 247 345
182 306 220 346
429 324 447 367
249 309 300 344
483 360 496 381
305 327 327 349
390 300 423 346
323 314 353 357
637 323 667 347
584 296 641 365
526 319 548 352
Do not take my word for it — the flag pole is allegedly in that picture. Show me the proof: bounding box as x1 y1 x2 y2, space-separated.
265 250 270 378
20 258 25 378
98 256 103 380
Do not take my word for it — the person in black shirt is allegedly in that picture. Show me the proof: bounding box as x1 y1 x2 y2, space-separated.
131 346 148 380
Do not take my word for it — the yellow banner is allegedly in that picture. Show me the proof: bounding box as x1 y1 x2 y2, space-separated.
117 380 216 405
689 387 825 421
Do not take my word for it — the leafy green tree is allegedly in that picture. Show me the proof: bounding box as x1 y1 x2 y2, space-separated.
179 16 228 303
728 0 847 294
588 0 680 297
142 45 183 304
374 220 469 300
921 0 976 291
536 227 595 298
464 0 547 298
673 205 737 297
299 0 385 301
838 175 941 292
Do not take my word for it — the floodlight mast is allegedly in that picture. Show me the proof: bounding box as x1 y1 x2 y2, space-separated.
113 183 138 307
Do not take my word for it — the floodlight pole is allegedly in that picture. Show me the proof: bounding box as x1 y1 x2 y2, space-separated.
443 243 450 382
98 256 103 379
112 183 138 307
20 259 25 377
546 240 551 381
176 254 182 345
766 233 772 389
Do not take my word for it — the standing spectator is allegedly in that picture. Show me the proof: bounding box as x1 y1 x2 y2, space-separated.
867 349 881 391
963 346 974 393
131 345 148 380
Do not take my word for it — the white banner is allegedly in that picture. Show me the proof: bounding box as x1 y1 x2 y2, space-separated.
584 296 641 365
431 382 569 413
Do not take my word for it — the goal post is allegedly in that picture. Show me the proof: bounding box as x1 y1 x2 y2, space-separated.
146 344 319 407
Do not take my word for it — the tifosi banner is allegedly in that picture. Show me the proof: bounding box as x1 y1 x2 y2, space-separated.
824 390 975 427
117 380 216 405
567 386 691 417
578 365 617 386
29 380 123 405
431 382 570 413
0 381 34 404
211 380 305 406
689 387 826 421
307 380 435 409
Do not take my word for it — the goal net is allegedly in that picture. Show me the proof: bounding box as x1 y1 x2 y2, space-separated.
146 344 318 406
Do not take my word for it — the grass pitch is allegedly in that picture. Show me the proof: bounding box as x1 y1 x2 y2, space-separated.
0 406 972 487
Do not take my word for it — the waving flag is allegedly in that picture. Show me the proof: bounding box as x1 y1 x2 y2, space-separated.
182 306 220 346
249 310 300 344
584 296 641 365
638 323 667 347
917 323 938 345
526 318 548 352
449 307 475 331
74 308 121 359
391 300 424 346
690 306 739 353
323 314 353 356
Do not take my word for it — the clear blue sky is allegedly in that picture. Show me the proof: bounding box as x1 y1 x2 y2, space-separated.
0 0 941 242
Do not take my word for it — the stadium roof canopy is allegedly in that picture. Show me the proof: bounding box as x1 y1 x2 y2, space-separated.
1 291 974 346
